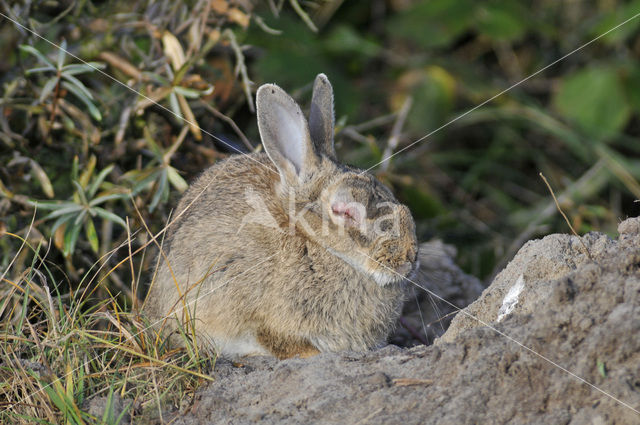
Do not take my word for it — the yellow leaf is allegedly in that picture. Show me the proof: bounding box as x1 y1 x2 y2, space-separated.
54 223 66 250
177 93 202 140
228 7 250 28
211 0 229 14
162 31 186 71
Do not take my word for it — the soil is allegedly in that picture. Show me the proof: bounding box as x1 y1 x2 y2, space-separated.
132 217 640 424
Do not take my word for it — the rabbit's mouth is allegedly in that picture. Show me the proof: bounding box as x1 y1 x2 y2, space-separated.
323 245 416 286
368 259 418 286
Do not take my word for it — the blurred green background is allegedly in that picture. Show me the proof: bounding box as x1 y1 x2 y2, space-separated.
2 0 640 292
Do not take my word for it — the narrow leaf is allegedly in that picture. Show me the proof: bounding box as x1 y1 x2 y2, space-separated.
72 180 88 205
63 221 82 257
39 77 59 103
61 62 105 75
51 213 75 234
43 204 83 221
93 207 127 228
61 81 102 121
57 39 67 70
19 44 54 68
25 65 56 74
30 160 55 198
167 166 188 192
89 192 128 207
86 165 114 198
61 73 94 100
149 170 168 212
85 218 99 253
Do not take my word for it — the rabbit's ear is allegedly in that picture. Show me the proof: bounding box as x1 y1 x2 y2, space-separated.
257 84 319 184
308 74 336 159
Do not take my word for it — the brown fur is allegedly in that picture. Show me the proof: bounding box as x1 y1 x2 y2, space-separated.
143 74 418 359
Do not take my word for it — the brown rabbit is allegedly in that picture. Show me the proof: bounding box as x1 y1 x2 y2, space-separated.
143 74 418 359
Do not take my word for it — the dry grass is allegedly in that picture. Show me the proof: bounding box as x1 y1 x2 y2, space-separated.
0 230 214 424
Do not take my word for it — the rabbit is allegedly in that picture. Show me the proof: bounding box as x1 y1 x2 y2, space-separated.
143 74 418 359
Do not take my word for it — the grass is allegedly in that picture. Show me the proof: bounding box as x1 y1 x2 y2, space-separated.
0 227 214 424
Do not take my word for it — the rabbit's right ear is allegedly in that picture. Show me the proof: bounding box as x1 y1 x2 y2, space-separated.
308 74 336 159
257 84 319 186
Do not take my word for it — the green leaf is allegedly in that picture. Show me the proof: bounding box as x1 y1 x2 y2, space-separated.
72 180 88 205
61 62 105 75
74 209 87 226
30 200 79 211
324 25 382 57
553 67 630 141
43 204 83 221
623 65 640 113
143 127 164 158
168 91 182 122
591 0 640 45
89 192 128 207
93 207 127 228
50 213 75 234
61 73 94 100
476 4 527 42
57 39 67 70
19 44 54 68
63 221 83 257
86 165 114 198
85 218 99 253
40 77 59 103
25 65 56 74
167 166 188 192
387 0 475 49
597 360 607 378
173 85 203 99
61 81 102 121
72 156 79 181
149 169 168 212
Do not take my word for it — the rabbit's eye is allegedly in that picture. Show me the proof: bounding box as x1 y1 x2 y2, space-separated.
331 202 363 226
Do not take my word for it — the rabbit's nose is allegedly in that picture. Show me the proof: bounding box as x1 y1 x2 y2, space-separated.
397 261 413 277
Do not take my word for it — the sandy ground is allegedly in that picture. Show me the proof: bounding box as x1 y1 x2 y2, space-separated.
126 217 640 424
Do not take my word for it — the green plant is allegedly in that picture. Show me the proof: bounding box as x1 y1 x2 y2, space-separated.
30 157 128 257
21 40 105 123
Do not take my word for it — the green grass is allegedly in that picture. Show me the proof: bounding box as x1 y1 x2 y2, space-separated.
0 229 214 424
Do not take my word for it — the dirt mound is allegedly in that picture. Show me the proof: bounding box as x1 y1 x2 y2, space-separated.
157 217 640 424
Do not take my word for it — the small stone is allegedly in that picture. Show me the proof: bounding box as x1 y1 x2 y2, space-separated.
617 217 640 236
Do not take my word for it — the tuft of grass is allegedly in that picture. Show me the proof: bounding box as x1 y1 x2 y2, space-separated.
0 231 214 424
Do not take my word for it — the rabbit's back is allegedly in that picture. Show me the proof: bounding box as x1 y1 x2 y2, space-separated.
143 74 416 359
144 152 405 354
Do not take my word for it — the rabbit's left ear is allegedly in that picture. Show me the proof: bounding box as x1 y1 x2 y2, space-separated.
308 74 336 159
257 83 320 185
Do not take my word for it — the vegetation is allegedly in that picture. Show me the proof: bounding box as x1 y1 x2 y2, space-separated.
1 0 640 422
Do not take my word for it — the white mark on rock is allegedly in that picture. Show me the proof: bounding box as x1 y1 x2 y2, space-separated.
497 274 525 322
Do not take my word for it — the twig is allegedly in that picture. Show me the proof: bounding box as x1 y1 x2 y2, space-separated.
392 378 433 386
199 101 254 150
223 29 254 113
341 128 375 147
126 217 137 311
539 173 593 261
490 160 605 278
381 96 412 171
98 52 144 81
114 105 132 146
252 15 282 35
288 0 318 32
346 112 397 133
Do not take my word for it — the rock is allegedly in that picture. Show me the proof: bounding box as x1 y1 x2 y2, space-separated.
83 392 132 423
390 240 484 346
163 217 640 425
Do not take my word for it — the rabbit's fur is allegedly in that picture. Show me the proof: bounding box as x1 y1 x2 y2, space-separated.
143 74 418 359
